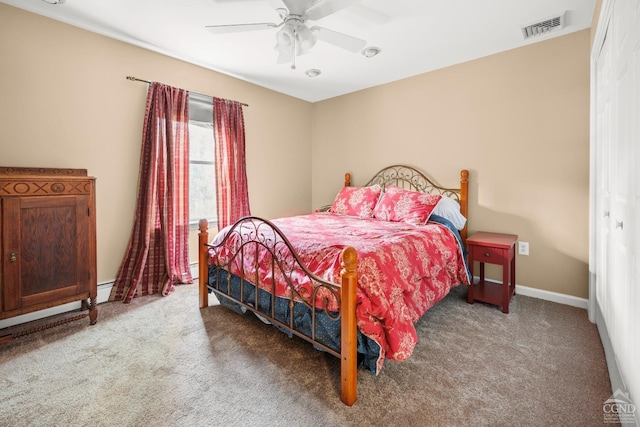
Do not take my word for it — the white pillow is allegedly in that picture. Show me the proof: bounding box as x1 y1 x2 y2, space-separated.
432 197 467 230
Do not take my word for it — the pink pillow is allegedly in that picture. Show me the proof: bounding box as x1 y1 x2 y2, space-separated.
373 186 442 224
329 185 382 218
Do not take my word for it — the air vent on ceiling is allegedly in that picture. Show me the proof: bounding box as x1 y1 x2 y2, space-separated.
521 12 565 40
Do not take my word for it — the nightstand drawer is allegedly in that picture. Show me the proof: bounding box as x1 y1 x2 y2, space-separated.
470 245 505 265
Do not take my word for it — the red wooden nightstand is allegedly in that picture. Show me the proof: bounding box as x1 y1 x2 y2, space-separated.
466 231 518 314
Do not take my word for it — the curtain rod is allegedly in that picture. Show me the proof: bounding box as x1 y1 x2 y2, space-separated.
126 76 249 107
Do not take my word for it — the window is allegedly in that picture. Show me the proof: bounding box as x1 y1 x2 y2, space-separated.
188 94 216 227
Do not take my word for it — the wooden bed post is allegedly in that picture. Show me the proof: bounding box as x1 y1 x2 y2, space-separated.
459 169 469 243
198 219 209 309
340 246 358 406
344 172 351 187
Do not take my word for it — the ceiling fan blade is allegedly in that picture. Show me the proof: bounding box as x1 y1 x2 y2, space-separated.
282 0 315 16
206 22 278 34
304 0 361 21
312 26 366 53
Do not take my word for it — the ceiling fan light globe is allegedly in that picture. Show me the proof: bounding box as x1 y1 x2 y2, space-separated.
276 26 294 48
299 38 316 51
297 26 317 51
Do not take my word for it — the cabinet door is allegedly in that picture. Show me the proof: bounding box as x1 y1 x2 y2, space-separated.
2 195 91 312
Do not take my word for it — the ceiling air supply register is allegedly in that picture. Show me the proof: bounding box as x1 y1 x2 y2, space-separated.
521 12 566 40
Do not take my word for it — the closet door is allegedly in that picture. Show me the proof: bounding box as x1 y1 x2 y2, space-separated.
627 0 640 390
610 0 639 368
593 0 640 401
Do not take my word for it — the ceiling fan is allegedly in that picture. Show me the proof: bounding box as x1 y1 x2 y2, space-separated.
206 0 367 70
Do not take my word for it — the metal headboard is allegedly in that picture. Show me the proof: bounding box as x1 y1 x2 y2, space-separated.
363 165 461 201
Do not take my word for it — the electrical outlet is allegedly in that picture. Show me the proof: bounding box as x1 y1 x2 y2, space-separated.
518 241 529 256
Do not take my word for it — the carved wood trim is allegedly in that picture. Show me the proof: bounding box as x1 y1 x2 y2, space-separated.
0 167 88 176
0 178 95 197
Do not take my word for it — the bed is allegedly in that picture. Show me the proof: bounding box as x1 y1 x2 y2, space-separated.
198 165 470 405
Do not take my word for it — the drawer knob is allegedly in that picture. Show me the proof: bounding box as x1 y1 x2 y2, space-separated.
8 251 17 262
484 252 490 257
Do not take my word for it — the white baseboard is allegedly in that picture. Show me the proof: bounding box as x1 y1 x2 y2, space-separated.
515 284 588 309
474 276 589 309
596 300 624 395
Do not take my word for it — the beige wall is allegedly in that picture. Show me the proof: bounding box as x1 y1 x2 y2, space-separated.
312 30 591 298
0 4 313 284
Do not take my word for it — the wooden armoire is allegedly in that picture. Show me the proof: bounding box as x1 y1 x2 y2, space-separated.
0 167 97 336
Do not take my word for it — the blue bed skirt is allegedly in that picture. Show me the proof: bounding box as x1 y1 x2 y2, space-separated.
208 266 381 374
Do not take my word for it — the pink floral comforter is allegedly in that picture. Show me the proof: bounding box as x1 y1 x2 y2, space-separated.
208 213 470 373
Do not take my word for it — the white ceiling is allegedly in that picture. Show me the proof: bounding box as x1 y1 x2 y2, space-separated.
2 0 596 102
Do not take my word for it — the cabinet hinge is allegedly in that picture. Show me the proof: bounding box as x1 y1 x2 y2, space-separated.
88 207 91 216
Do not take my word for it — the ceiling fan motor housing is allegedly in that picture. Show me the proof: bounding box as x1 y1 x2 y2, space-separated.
276 17 318 55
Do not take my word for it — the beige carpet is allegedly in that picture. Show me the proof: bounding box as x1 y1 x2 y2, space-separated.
0 284 615 427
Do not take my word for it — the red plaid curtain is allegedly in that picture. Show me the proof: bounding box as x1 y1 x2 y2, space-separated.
110 82 193 303
213 97 250 229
